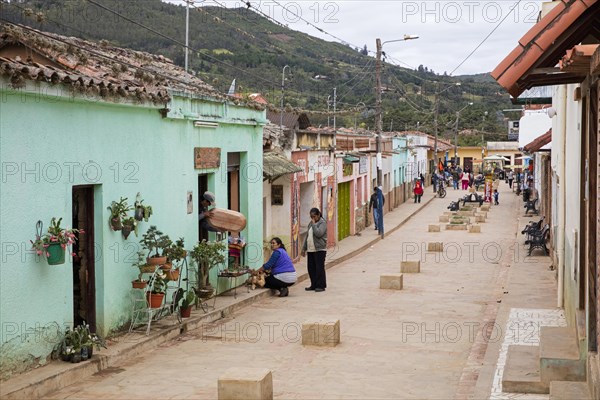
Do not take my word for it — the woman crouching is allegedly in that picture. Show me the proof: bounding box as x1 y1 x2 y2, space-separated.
254 237 297 297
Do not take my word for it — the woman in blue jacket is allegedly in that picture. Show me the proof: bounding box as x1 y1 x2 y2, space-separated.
254 237 297 297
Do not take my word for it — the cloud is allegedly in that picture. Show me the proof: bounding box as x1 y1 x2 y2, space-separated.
165 0 541 75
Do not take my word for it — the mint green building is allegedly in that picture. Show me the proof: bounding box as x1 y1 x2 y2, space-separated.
0 25 265 378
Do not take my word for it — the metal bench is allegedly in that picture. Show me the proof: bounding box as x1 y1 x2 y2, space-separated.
528 223 550 256
522 216 545 244
447 201 460 211
462 193 484 207
524 198 539 215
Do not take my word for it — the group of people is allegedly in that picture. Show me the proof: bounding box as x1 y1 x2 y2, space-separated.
254 208 328 297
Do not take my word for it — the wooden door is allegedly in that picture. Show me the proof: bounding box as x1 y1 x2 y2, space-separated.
337 182 350 241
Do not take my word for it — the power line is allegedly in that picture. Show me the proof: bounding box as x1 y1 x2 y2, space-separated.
449 0 523 75
82 0 277 88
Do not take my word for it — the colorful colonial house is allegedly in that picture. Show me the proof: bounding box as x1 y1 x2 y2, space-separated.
0 24 265 378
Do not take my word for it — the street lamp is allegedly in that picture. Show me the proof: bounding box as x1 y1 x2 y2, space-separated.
375 35 419 188
453 102 473 166
280 65 290 129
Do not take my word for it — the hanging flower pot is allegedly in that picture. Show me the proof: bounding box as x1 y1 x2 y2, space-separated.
146 292 165 308
46 243 66 265
134 206 144 221
122 225 133 239
110 217 122 231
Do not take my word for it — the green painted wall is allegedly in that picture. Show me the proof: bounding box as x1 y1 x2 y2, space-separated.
0 80 265 378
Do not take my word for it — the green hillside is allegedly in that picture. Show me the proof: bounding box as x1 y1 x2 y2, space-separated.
2 0 513 142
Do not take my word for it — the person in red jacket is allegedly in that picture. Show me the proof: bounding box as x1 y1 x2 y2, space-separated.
413 180 424 203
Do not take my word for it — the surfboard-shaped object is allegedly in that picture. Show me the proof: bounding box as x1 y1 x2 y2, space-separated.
206 208 247 232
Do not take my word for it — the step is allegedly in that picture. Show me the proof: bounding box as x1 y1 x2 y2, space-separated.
540 327 586 384
549 381 591 400
502 345 548 394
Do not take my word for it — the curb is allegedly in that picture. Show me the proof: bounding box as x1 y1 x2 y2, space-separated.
1 196 433 400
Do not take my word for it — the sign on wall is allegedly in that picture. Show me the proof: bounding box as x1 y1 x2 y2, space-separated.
194 147 221 169
359 156 368 174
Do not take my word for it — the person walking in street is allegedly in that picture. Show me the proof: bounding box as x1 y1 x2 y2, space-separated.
413 180 424 203
452 168 459 190
419 173 425 187
461 170 470 190
507 170 514 189
254 237 297 297
369 187 384 231
302 208 327 292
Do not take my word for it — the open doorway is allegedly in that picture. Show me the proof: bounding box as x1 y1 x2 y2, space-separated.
198 174 209 243
72 186 96 331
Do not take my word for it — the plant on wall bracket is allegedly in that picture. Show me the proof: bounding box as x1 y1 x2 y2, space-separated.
134 192 153 222
107 197 131 231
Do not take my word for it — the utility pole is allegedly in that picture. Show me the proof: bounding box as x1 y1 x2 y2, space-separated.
185 0 191 72
280 65 290 129
454 111 459 166
327 95 331 128
375 38 383 187
433 82 439 192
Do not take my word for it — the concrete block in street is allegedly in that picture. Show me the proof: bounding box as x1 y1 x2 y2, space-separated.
380 274 403 290
400 260 420 273
446 224 467 231
428 224 441 232
476 215 486 223
218 368 273 400
427 242 443 252
457 210 475 217
302 320 340 347
469 225 481 233
439 215 449 222
480 205 490 212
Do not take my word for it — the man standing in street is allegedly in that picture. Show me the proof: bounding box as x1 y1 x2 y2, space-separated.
369 187 384 231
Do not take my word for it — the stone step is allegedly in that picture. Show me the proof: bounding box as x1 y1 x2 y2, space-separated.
502 345 548 394
549 381 591 400
540 327 585 385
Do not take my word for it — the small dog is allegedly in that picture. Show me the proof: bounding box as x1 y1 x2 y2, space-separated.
246 270 266 290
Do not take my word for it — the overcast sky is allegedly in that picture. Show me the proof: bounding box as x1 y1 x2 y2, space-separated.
165 0 540 75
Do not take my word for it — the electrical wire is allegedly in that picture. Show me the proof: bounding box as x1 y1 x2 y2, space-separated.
449 0 523 75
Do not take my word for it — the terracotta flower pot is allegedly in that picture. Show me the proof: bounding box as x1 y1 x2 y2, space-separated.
146 292 165 308
160 262 173 271
164 269 179 281
131 280 147 289
180 306 192 318
147 256 167 265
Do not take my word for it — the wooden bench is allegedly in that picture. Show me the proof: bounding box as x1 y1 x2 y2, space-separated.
528 224 550 256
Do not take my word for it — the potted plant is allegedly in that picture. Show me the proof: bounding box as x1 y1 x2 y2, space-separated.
121 216 137 240
131 251 148 289
140 226 172 266
133 193 153 222
190 240 226 298
146 271 167 308
31 218 82 265
163 237 186 280
179 289 197 318
107 197 131 231
59 324 106 363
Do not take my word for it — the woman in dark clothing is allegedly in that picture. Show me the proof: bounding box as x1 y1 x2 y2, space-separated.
254 237 297 297
301 208 328 292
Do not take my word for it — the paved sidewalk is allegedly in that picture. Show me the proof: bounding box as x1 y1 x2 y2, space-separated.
37 183 537 399
1 189 435 400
